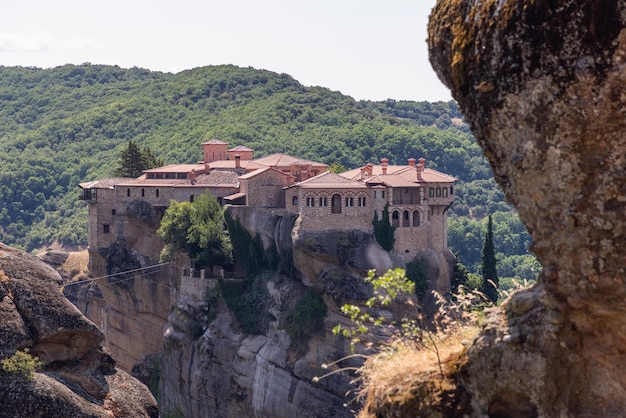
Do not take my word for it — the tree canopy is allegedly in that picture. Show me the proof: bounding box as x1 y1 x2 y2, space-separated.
157 192 232 268
113 140 164 178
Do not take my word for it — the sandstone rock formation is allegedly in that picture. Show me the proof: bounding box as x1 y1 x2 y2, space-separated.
0 243 157 417
427 1 626 416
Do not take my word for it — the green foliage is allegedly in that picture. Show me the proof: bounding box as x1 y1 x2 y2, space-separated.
372 204 396 251
157 192 233 268
224 211 265 277
283 289 328 350
113 140 164 178
327 162 347 173
333 268 415 344
0 349 42 379
405 260 428 298
481 215 499 304
218 275 270 334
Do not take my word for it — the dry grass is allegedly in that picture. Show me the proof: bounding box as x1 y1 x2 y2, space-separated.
356 324 478 417
60 250 90 281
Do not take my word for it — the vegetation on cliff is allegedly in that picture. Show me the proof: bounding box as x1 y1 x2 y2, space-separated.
157 191 233 268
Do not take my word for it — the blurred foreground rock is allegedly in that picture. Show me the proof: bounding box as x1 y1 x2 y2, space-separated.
426 1 626 416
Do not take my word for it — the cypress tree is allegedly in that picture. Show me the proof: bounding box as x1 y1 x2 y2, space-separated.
113 140 164 178
372 204 396 251
481 214 499 303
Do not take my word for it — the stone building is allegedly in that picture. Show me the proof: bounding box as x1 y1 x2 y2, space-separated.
285 157 457 262
79 141 455 263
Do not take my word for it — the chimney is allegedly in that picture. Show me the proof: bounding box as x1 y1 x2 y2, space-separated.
381 158 389 174
235 154 241 168
408 158 416 167
417 158 426 181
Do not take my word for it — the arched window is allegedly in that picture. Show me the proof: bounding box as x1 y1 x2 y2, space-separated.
391 210 400 227
331 194 342 213
292 196 298 206
436 188 441 197
413 210 421 226
403 210 410 227
127 188 130 197
429 187 434 198
141 188 145 197
443 188 448 197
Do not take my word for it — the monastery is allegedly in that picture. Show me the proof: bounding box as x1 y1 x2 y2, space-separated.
79 140 457 262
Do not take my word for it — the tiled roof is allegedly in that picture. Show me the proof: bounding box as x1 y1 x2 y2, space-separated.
207 160 263 171
79 178 131 189
252 153 328 168
238 166 293 180
203 139 228 145
290 171 367 189
228 145 254 152
340 164 457 184
143 164 205 174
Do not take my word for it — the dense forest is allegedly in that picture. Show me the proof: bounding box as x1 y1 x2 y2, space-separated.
0 64 538 280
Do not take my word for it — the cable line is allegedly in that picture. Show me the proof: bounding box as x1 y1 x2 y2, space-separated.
63 262 170 287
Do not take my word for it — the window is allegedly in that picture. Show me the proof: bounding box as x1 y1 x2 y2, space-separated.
403 210 410 227
127 188 130 197
374 191 377 198
103 224 110 234
331 194 342 213
345 197 354 207
141 188 145 197
429 187 434 197
307 197 315 207
443 188 448 197
413 210 421 226
450 186 454 195
292 196 299 206
190 195 194 203
436 188 441 197
382 191 385 198
156 189 160 198
319 197 327 207
391 210 400 227
111 209 116 216
358 197 366 207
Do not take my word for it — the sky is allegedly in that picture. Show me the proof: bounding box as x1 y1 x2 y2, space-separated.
0 0 451 102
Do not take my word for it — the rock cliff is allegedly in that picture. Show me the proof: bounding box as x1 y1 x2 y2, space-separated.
155 207 454 417
427 1 626 416
0 242 157 417
80 201 453 416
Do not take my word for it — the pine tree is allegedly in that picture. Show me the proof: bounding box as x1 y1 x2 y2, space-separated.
113 140 164 178
481 214 499 303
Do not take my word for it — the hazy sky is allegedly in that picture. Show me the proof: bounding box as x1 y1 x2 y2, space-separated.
0 0 451 102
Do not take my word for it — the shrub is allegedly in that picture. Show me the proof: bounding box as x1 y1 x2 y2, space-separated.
283 289 328 350
1 349 42 379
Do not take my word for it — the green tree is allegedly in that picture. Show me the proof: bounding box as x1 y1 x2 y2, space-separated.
481 214 499 303
372 204 396 251
113 140 164 178
328 162 346 173
157 192 233 268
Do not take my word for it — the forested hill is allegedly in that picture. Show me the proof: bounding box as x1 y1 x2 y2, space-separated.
0 64 535 279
